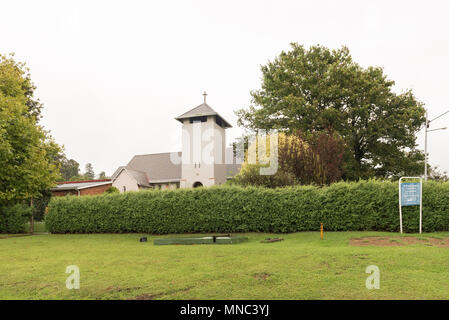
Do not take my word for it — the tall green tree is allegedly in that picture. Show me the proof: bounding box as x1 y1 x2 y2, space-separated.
0 53 43 121
84 163 95 180
59 156 80 181
236 44 426 180
98 171 107 179
0 54 62 205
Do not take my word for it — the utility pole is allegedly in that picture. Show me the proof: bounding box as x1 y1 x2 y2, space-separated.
424 111 429 181
424 109 449 181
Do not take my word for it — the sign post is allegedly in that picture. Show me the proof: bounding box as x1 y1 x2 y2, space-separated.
399 177 423 234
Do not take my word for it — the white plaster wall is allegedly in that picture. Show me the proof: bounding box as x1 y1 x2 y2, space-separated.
180 116 227 188
154 183 178 190
112 170 139 192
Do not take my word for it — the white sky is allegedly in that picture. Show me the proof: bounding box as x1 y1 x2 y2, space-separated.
2 0 449 176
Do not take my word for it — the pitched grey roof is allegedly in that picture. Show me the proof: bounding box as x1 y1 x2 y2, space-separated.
113 149 241 185
175 103 232 128
126 152 182 182
120 168 151 187
111 166 126 181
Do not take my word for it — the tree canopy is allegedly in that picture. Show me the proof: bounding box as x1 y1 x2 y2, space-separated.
59 157 80 181
0 54 61 204
236 44 426 180
84 163 95 180
231 131 344 187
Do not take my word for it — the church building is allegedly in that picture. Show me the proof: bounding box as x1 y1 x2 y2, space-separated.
111 93 241 192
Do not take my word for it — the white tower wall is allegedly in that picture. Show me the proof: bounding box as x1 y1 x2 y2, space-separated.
180 115 227 188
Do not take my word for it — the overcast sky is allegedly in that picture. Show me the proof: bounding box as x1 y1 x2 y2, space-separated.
2 0 449 177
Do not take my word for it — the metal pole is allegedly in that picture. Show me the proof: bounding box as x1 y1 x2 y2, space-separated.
399 178 403 234
424 110 428 182
419 178 423 234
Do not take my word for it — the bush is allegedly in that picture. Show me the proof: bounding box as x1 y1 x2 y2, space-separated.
104 186 119 194
45 180 449 234
0 204 32 233
32 189 52 221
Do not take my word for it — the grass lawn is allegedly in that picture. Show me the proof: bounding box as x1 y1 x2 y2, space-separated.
2 231 449 300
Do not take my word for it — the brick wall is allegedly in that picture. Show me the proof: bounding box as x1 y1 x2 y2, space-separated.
52 183 112 197
79 183 112 196
52 190 78 197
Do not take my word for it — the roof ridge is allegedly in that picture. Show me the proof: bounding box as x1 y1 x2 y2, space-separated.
131 151 182 157
175 103 217 120
123 167 147 173
57 179 111 185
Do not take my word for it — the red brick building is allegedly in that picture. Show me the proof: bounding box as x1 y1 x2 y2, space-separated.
51 180 113 197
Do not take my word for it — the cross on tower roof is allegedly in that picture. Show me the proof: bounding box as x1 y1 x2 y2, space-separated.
174 92 232 128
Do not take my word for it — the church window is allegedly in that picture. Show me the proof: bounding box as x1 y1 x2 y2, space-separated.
215 116 223 127
190 116 207 123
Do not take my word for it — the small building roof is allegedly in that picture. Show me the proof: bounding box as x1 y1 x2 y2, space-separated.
111 148 241 187
175 103 232 128
51 180 112 191
126 152 182 182
111 152 182 185
112 167 151 187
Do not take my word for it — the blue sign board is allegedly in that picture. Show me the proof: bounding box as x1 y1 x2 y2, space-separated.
401 182 421 206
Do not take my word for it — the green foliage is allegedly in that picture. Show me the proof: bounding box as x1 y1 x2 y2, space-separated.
104 186 119 194
0 53 62 204
59 157 80 181
84 163 95 180
231 131 344 187
230 164 298 188
32 189 52 221
236 44 426 180
98 171 108 180
46 181 449 234
0 204 31 233
0 53 43 121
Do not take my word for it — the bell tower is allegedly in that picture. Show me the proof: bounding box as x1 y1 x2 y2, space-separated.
175 93 232 188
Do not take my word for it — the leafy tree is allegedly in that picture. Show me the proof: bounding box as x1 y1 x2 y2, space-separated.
428 165 449 182
32 189 52 221
84 163 95 180
59 157 80 181
0 54 62 205
69 175 88 181
236 44 426 180
98 171 108 179
0 53 43 121
231 132 344 187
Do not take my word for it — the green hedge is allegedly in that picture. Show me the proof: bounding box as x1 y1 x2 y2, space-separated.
45 180 449 234
0 204 32 233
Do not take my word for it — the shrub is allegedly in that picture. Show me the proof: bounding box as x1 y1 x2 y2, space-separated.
32 189 52 221
232 131 344 187
0 204 32 233
45 180 449 234
105 186 119 194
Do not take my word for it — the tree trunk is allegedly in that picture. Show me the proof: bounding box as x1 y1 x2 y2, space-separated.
29 198 34 234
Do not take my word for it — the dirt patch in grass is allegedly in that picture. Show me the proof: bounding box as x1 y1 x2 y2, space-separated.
106 286 142 293
0 234 33 240
253 272 271 280
349 236 449 248
133 293 157 300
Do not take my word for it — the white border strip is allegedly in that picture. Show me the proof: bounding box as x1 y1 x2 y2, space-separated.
399 177 423 234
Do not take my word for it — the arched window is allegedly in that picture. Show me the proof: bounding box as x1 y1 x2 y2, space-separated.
193 181 203 188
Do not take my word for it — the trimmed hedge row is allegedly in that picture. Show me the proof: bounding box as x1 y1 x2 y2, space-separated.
45 180 449 234
0 204 32 233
